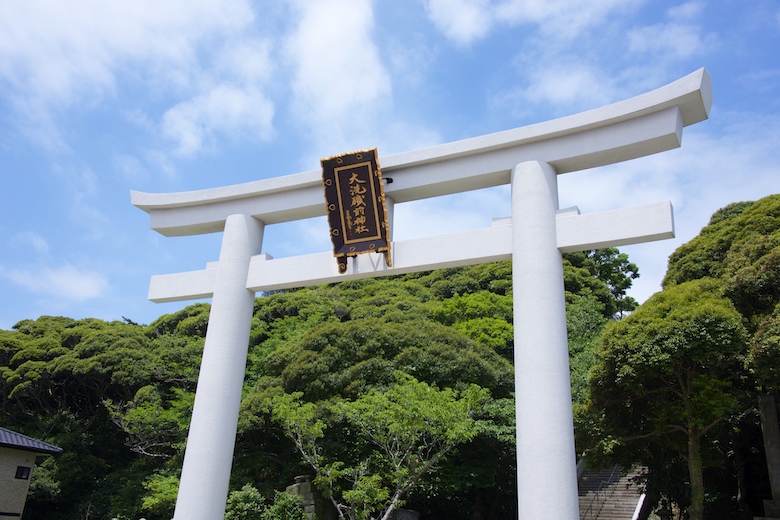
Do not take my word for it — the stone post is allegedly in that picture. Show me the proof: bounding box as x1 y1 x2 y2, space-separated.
511 161 579 519
286 475 317 520
172 214 264 520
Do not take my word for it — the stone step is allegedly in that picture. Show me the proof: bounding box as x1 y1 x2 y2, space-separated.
578 467 644 520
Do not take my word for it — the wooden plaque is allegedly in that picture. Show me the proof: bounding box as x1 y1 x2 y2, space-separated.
321 148 391 273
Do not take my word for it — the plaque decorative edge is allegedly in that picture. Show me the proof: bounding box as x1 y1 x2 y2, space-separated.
321 148 392 273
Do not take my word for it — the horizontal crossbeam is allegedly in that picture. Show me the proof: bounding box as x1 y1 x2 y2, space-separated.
147 201 673 302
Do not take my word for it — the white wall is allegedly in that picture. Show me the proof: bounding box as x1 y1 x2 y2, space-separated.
0 446 36 518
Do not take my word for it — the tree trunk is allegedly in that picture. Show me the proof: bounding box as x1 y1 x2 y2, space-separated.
687 430 705 520
733 438 748 510
379 491 402 520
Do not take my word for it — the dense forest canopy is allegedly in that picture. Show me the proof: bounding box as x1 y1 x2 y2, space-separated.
587 194 780 520
2 191 779 520
0 247 634 520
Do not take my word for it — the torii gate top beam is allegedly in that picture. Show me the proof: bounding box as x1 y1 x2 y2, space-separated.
131 69 711 237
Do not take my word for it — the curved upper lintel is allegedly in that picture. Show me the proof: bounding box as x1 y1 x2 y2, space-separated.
132 68 711 237
380 67 710 171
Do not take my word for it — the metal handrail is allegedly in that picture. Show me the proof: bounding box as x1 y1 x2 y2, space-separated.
581 465 621 520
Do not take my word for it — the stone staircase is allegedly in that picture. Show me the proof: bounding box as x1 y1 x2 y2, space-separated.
578 467 645 520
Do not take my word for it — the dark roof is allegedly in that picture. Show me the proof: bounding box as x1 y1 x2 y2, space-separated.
0 427 63 455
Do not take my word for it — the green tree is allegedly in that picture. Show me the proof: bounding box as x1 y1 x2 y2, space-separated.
105 385 193 459
262 491 307 520
563 248 640 318
659 194 780 516
664 195 780 328
268 373 488 520
0 251 639 519
224 484 306 520
141 473 180 518
0 309 215 519
237 258 633 517
0 316 163 519
588 278 749 520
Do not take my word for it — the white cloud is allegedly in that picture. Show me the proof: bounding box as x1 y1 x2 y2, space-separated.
627 1 716 61
145 150 178 179
489 61 670 121
667 1 706 20
214 39 275 86
114 154 148 184
423 0 652 126
0 0 253 105
425 0 494 46
157 36 278 157
628 23 715 60
424 0 639 45
496 0 636 35
0 0 265 154
511 62 620 109
740 69 780 95
385 31 437 88
48 163 111 239
162 84 274 157
284 0 392 152
54 163 98 198
0 263 109 302
11 232 50 255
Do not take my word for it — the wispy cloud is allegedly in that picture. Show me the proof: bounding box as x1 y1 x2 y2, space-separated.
0 263 109 302
0 0 253 104
627 2 717 62
114 154 148 184
49 163 111 239
160 35 276 158
10 232 50 255
498 61 620 114
464 0 717 127
424 0 639 46
0 0 264 157
162 84 275 157
667 1 706 20
495 0 638 37
425 0 494 46
284 0 392 154
628 23 715 60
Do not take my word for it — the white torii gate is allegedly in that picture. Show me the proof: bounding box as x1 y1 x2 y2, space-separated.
132 69 712 520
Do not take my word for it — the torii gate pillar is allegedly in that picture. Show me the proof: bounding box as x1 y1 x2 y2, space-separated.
174 214 264 520
512 161 578 516
132 68 712 520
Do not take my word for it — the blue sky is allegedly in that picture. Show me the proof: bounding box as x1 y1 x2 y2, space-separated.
1 0 778 330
